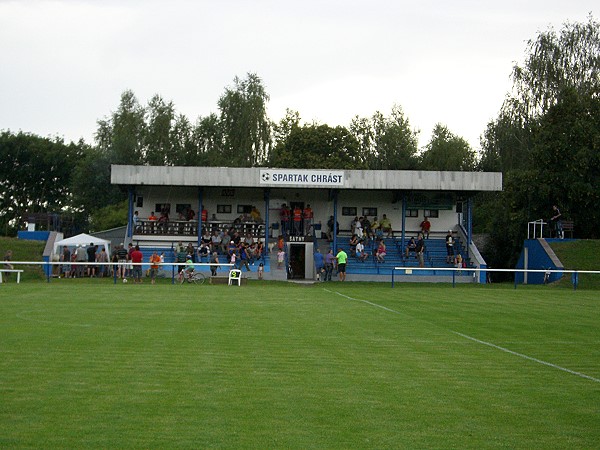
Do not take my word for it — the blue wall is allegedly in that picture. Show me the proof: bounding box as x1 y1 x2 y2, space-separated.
17 231 51 241
515 239 565 284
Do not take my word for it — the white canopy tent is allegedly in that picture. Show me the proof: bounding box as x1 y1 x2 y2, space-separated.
53 233 111 256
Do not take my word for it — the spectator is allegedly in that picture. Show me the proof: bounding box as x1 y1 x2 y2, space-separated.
349 234 359 257
420 217 431 239
550 205 563 239
3 250 14 280
380 214 393 238
149 251 161 284
292 205 302 236
61 246 71 278
445 230 454 264
314 249 324 281
277 248 285 269
209 252 220 277
131 245 143 283
375 239 387 263
280 204 290 236
356 239 369 262
416 234 425 268
405 237 417 258
97 248 108 277
86 242 97 278
303 204 313 235
257 262 264 280
116 244 128 279
326 216 339 241
324 249 335 281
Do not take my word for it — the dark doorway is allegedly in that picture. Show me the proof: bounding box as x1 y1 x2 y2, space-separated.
289 244 306 279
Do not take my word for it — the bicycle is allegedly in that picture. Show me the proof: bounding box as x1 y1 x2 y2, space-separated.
178 270 206 285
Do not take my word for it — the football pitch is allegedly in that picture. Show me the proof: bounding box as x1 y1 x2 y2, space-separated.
1 281 599 449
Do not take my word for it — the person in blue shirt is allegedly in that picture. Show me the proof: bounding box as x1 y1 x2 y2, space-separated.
314 249 324 281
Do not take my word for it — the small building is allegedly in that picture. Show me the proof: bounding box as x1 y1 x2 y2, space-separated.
111 165 502 282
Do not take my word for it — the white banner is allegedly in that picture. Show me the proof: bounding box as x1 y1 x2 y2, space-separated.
259 169 345 187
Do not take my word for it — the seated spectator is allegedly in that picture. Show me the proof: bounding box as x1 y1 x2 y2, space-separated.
380 214 393 237
197 242 210 262
349 234 359 257
375 239 387 263
370 217 381 240
356 239 369 262
405 237 417 258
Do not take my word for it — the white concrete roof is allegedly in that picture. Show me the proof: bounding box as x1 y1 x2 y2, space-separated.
111 165 502 192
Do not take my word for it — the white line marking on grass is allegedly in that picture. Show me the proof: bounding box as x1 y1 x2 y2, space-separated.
326 289 600 384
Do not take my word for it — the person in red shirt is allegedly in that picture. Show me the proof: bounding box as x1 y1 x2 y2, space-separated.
293 206 302 236
303 204 313 235
130 245 144 283
280 204 290 236
420 217 431 239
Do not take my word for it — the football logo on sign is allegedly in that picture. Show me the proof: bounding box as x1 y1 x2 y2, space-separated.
261 172 270 182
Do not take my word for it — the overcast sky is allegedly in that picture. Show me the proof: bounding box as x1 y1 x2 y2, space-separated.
0 0 596 152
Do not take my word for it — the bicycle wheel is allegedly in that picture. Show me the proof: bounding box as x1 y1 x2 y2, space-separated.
191 272 206 285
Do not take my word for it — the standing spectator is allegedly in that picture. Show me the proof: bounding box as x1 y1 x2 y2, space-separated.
61 245 71 278
445 230 454 263
326 216 339 241
303 204 313 235
131 245 143 283
336 248 348 282
75 244 87 278
133 211 141 233
550 205 563 238
116 244 128 279
257 262 264 280
324 249 335 281
420 217 431 239
277 248 285 269
175 244 187 274
280 204 290 236
86 242 97 278
148 211 157 234
292 205 302 236
239 244 251 271
314 249 324 281
97 248 108 277
3 250 14 280
416 234 425 268
209 252 220 277
149 251 161 284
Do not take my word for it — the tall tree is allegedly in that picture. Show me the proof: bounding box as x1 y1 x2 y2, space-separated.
218 73 271 167
144 95 176 165
269 124 364 170
95 89 146 165
350 105 419 170
420 124 476 171
0 131 83 231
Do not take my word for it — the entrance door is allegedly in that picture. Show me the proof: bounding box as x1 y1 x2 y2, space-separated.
289 244 305 279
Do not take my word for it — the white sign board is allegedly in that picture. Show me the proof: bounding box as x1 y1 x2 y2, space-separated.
259 169 345 187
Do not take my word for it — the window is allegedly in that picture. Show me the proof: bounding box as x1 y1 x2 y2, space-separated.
424 209 439 218
362 207 377 217
155 203 171 215
217 204 232 214
405 209 419 218
176 204 191 214
237 205 252 214
342 207 357 216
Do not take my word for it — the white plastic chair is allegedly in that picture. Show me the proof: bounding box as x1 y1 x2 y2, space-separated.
228 269 242 286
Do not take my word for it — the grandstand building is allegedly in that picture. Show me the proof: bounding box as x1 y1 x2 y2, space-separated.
111 165 502 283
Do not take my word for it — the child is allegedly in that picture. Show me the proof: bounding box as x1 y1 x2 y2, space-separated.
277 249 285 269
258 262 264 280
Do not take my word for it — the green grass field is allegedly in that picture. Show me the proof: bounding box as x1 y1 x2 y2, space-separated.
1 281 599 449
